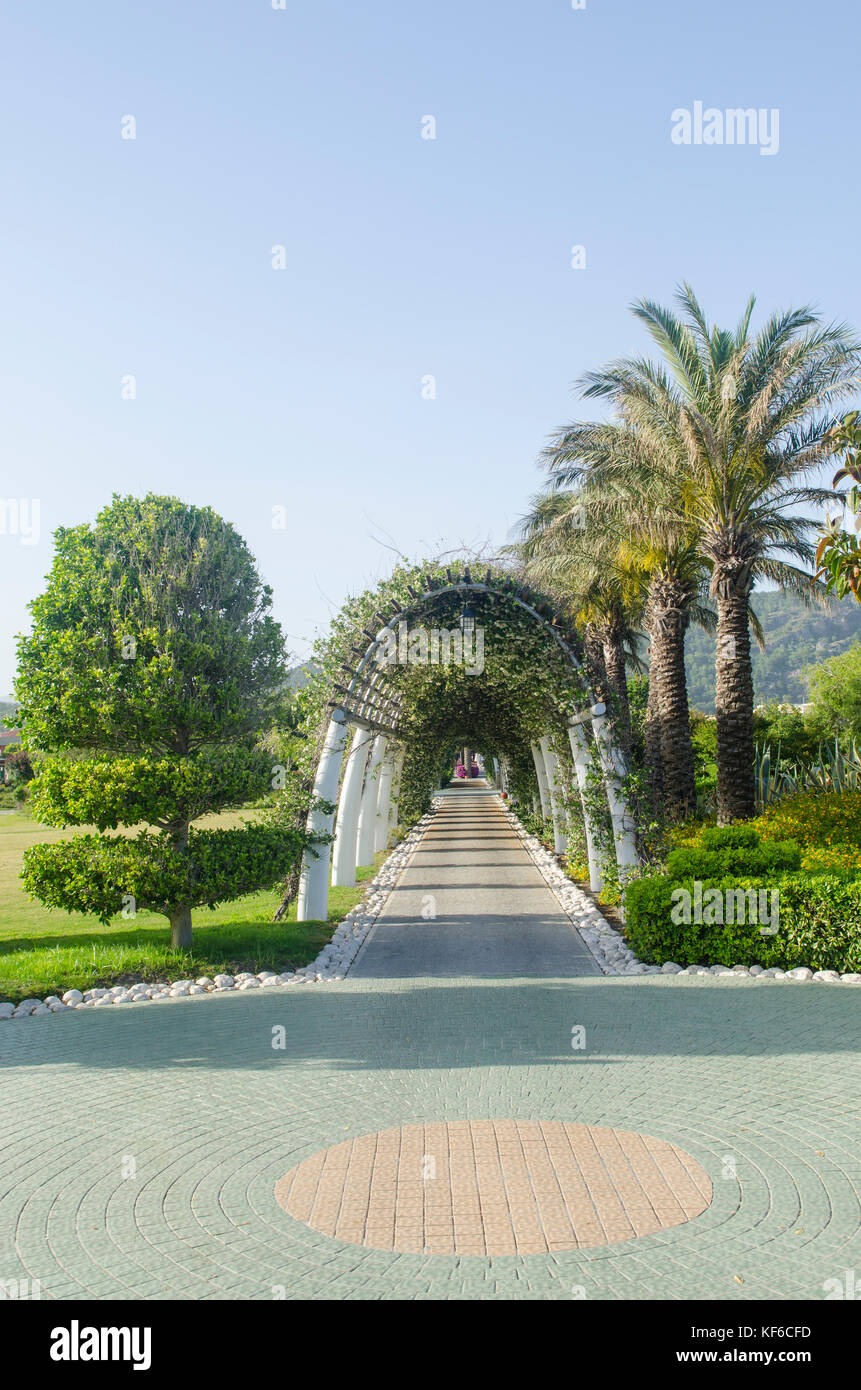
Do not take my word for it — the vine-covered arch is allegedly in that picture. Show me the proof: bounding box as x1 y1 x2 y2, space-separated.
293 560 639 921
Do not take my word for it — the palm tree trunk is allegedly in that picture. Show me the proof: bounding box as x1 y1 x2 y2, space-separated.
583 628 610 706
715 588 756 821
648 577 696 821
644 665 664 800
601 623 632 750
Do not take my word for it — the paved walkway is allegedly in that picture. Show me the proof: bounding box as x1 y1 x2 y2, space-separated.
1 792 860 1300
351 786 601 978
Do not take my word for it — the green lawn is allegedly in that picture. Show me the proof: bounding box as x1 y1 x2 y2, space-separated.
0 809 381 1004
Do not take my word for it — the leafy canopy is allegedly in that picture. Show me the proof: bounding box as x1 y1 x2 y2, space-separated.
16 492 286 756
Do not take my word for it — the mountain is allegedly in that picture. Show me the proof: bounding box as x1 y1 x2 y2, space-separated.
286 662 317 690
684 591 861 713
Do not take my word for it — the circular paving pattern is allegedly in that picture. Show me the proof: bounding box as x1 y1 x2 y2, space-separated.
275 1119 713 1256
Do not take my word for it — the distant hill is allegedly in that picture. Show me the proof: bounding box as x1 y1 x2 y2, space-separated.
684 591 861 713
286 663 317 690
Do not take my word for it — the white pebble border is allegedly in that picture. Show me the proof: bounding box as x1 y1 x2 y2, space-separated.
0 804 440 1021
500 798 861 988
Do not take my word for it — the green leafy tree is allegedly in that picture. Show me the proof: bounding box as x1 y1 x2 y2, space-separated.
752 703 825 762
3 746 34 783
806 642 861 745
16 493 304 946
816 411 861 601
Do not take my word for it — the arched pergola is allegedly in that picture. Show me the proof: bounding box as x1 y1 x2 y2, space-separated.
296 564 640 921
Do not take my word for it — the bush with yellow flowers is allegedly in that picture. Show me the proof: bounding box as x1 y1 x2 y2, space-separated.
750 790 861 877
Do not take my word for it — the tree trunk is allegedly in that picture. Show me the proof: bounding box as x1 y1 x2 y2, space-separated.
169 906 193 949
583 628 610 706
644 660 664 801
648 576 696 822
715 587 756 822
168 819 193 947
274 857 302 922
601 625 632 751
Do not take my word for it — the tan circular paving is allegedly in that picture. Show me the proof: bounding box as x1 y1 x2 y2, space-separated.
275 1120 713 1256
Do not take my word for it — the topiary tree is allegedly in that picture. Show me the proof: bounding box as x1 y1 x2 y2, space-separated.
15 493 305 947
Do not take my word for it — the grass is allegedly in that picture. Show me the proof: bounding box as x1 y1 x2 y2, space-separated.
0 808 383 1003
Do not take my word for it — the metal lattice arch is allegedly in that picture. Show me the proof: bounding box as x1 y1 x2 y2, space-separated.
296 565 640 921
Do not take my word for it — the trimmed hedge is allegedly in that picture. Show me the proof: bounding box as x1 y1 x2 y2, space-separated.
623 824 861 971
624 871 861 972
29 748 273 831
665 839 801 881
698 825 760 851
22 823 306 923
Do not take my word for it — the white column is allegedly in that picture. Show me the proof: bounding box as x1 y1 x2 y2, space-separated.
357 734 387 866
297 714 349 921
591 705 640 884
374 747 396 853
331 725 374 887
531 742 551 817
567 719 604 894
539 735 568 855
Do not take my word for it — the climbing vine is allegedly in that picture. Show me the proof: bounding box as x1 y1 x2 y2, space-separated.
272 558 636 914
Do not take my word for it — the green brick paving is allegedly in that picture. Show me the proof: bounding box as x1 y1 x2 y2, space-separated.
1 974 860 1300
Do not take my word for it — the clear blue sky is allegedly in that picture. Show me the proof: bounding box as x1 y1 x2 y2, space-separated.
1 0 858 695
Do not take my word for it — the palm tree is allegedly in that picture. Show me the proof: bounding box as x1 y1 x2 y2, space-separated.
625 536 715 820
552 285 859 821
538 431 716 821
512 491 644 748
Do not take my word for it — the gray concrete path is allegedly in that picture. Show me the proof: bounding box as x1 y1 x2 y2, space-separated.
351 785 602 978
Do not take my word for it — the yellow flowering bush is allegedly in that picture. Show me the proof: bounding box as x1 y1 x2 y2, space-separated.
667 791 861 879
750 790 861 851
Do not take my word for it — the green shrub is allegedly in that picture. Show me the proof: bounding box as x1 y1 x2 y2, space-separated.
665 838 801 880
22 823 305 923
623 870 861 971
697 825 760 851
